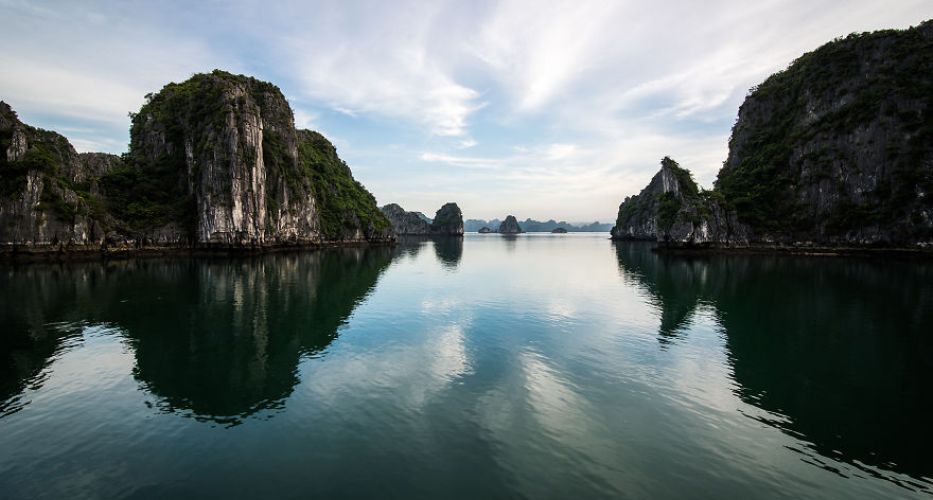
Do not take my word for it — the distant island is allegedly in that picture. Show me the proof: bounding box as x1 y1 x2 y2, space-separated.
612 22 933 253
465 218 612 232
380 202 464 236
1 70 393 257
498 215 523 234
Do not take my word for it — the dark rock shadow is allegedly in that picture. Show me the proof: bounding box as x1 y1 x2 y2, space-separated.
613 241 933 490
0 248 394 425
432 236 463 270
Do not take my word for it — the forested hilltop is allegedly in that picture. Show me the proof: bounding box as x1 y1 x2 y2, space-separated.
612 21 933 250
0 70 393 256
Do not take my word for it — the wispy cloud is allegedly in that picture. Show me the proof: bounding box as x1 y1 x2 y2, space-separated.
1 0 931 219
265 2 487 137
292 109 319 130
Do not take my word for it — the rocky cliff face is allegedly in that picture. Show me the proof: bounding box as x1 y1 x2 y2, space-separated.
381 202 463 235
0 102 120 248
717 22 932 247
611 157 749 246
498 215 523 234
381 203 431 234
612 22 933 250
1 70 393 254
430 202 464 235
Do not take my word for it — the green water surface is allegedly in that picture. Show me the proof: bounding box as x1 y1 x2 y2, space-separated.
1 234 931 499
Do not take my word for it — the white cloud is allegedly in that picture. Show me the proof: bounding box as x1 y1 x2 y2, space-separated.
270 2 486 137
469 0 623 111
0 0 234 152
0 56 143 126
544 143 577 161
418 152 503 168
292 109 318 130
2 0 931 217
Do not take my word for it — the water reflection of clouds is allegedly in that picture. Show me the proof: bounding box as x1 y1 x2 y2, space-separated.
305 322 472 409
475 350 627 497
546 302 575 318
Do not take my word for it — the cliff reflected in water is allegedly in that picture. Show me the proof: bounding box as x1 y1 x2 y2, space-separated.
0 248 394 424
614 242 933 487
0 267 89 417
431 237 464 269
395 236 464 270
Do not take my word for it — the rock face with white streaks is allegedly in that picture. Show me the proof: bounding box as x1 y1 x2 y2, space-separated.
0 70 393 254
611 157 748 246
0 101 117 248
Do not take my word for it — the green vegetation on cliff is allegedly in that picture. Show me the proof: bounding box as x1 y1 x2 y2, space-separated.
0 104 103 225
663 157 698 197
715 22 933 238
613 22 932 248
296 130 391 239
100 159 193 233
1 70 392 248
0 131 55 197
107 70 276 233
656 192 681 231
115 70 388 241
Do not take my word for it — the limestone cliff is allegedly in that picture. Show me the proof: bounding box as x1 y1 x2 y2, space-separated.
717 22 932 247
612 22 933 250
382 202 463 235
1 70 393 255
430 202 464 235
498 215 523 234
0 102 119 248
381 203 431 234
611 157 748 246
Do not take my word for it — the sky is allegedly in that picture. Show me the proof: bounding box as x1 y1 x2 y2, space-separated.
1 1 931 221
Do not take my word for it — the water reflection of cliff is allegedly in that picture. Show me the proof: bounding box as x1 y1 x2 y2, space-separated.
614 242 933 489
0 266 90 416
432 237 463 269
0 248 393 424
395 236 463 269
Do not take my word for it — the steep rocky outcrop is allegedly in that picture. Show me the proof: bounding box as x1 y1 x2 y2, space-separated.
478 226 493 233
1 70 393 255
381 203 431 234
0 102 119 248
612 22 933 250
429 202 464 235
382 202 463 235
714 21 932 247
611 157 748 246
498 215 523 234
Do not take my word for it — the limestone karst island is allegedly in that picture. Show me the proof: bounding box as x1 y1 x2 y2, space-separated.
1 2 931 499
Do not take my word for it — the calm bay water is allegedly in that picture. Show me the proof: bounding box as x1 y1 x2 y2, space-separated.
1 234 931 499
